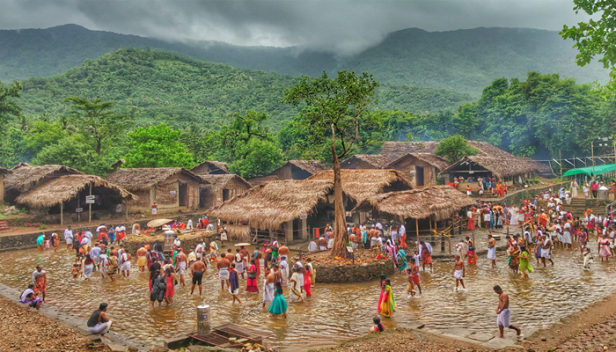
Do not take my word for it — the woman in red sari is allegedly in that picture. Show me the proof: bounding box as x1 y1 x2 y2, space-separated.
246 259 259 293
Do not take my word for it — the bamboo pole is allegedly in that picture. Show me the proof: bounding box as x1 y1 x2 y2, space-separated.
88 184 92 224
415 218 419 246
60 201 64 226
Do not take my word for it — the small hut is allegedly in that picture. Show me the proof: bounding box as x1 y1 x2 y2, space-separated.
341 154 394 169
15 174 137 225
199 174 252 209
210 179 335 242
269 160 329 180
385 153 450 187
191 161 229 175
105 168 203 214
0 167 10 204
353 185 476 244
4 163 83 204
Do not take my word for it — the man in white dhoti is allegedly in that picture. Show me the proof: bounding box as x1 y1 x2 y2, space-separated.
494 285 521 338
262 271 275 308
279 256 289 287
487 234 497 265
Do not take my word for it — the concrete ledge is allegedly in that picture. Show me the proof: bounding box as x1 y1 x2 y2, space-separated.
314 259 395 283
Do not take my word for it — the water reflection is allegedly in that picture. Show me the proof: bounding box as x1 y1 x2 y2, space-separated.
0 246 614 350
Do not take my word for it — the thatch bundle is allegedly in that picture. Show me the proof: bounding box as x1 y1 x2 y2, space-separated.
5 163 82 192
15 174 137 208
210 179 334 229
105 168 203 191
308 169 413 202
247 175 279 187
353 185 475 221
0 167 10 175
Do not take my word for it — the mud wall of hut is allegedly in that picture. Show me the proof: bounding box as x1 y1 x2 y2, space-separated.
389 157 434 186
201 178 250 210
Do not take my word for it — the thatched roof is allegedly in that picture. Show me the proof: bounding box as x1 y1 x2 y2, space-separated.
341 154 395 169
199 174 251 192
15 174 137 208
380 141 542 176
191 161 229 174
386 153 450 171
280 160 329 175
441 156 539 178
5 163 83 192
210 179 334 229
353 185 475 221
105 168 204 191
247 175 279 187
309 169 413 202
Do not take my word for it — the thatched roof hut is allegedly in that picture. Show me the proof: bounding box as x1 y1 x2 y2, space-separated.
191 161 229 175
15 174 137 208
386 153 450 172
441 155 539 179
341 154 395 169
210 179 334 229
199 174 252 209
308 169 414 202
247 175 279 187
353 185 475 221
0 167 10 176
106 168 204 212
268 160 329 181
5 163 83 193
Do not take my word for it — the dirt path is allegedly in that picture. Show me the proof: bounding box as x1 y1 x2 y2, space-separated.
520 290 616 352
0 295 110 352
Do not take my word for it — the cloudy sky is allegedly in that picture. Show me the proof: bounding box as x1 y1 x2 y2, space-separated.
0 0 591 55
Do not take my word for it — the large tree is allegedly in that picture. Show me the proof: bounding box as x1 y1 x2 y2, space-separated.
64 97 129 155
435 134 479 164
561 0 616 88
0 81 22 132
283 71 379 258
122 123 195 168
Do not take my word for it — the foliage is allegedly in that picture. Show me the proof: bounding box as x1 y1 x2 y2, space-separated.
561 0 616 87
64 97 130 155
122 124 195 168
434 134 479 163
204 111 284 178
32 134 110 175
0 81 22 133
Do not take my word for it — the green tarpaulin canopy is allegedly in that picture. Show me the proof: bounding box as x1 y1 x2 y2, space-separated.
563 163 616 177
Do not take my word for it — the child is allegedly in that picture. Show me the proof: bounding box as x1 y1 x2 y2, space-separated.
72 257 82 280
583 247 594 269
412 251 421 266
369 317 385 333
406 268 416 297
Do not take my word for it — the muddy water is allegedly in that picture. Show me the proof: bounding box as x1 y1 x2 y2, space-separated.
1 246 615 350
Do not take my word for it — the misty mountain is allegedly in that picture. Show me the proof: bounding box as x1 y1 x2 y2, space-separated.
1 24 608 94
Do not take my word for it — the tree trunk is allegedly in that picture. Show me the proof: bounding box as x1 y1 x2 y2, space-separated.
330 127 351 258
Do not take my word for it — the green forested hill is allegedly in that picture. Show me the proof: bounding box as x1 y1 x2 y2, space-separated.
18 48 470 128
1 25 608 95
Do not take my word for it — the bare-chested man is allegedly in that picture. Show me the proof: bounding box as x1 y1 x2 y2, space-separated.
494 285 521 338
452 255 466 291
217 255 231 291
224 249 235 263
487 234 496 266
262 269 276 308
239 245 250 279
136 246 148 273
190 259 207 295
278 244 289 258
272 264 282 285
175 249 187 286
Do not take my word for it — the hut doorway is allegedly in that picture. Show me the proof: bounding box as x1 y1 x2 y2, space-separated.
222 189 231 202
416 166 425 187
178 183 188 207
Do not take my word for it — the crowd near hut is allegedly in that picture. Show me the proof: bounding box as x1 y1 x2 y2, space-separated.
198 174 252 209
105 168 203 214
190 161 229 175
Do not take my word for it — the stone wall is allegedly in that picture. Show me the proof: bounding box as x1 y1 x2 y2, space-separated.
497 183 566 206
314 259 395 283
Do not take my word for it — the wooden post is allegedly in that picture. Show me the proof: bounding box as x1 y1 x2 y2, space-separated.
88 184 92 224
125 203 129 220
60 201 64 226
415 219 419 246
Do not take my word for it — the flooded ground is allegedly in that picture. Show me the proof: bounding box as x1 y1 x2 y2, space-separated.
0 245 614 351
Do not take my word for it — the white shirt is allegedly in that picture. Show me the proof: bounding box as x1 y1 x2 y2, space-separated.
96 225 106 234
399 225 406 235
84 231 93 240
117 226 126 233
308 241 317 252
187 219 193 229
563 222 571 233
63 229 73 240
375 222 383 230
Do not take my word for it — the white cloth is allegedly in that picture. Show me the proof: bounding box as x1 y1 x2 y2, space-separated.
280 261 289 287
88 321 112 335
20 288 35 302
219 268 230 280
235 261 244 274
32 270 46 283
263 282 275 304
63 229 73 241
83 264 93 278
497 308 511 327
220 232 228 241
454 269 463 280
583 252 594 267
120 254 130 271
541 238 551 259
487 247 496 260
187 219 193 229
177 261 187 275
328 238 334 248
308 241 317 252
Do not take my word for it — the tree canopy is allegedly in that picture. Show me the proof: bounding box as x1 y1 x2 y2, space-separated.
122 124 195 169
435 134 479 163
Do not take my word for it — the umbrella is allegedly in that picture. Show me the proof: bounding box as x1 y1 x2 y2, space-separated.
234 243 252 247
147 218 174 228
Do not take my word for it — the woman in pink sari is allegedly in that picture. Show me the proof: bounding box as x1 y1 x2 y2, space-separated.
599 234 612 262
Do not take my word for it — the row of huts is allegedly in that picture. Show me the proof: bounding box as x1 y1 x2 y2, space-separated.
0 140 550 228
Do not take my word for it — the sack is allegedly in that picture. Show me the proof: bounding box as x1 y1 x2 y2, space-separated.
247 271 257 279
